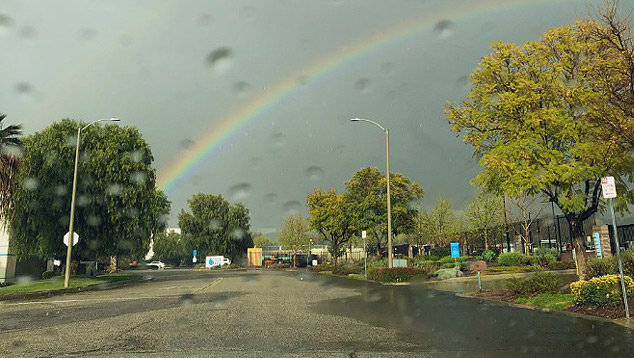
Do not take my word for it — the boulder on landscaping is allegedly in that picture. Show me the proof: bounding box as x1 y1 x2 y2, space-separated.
469 260 487 272
435 266 463 280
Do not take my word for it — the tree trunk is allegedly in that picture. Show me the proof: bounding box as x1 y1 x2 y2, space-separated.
109 256 118 273
569 219 587 280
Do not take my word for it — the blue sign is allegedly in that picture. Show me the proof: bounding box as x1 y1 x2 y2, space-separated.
193 249 197 256
592 233 602 257
450 242 460 258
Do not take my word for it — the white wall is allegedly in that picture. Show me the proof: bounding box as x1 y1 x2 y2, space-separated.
0 221 16 283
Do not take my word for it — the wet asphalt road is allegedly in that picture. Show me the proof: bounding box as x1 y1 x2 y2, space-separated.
0 268 632 357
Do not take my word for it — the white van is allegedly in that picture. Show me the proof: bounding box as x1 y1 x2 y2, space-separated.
205 256 231 268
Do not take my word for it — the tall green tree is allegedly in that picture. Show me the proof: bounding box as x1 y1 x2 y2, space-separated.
0 113 22 224
465 192 505 251
278 213 310 267
446 15 634 277
306 188 355 264
425 197 458 248
152 231 189 266
178 193 253 261
344 167 424 255
11 118 169 261
253 235 274 248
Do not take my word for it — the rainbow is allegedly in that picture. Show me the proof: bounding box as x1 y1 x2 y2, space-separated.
156 0 575 192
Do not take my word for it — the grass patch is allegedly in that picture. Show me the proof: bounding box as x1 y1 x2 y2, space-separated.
514 293 574 311
319 271 333 275
0 274 141 295
483 266 544 275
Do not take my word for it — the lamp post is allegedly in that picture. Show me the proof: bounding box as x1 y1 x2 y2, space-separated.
350 118 393 268
64 118 120 288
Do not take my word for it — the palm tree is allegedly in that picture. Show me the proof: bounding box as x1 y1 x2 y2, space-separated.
0 113 23 222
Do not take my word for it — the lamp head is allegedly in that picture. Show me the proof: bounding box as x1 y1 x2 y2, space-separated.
108 117 121 122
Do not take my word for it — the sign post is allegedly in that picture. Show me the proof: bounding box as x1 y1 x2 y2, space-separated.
450 242 460 267
192 249 197 263
602 176 630 318
362 230 367 279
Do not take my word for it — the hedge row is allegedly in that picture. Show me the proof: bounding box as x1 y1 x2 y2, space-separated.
571 274 634 306
506 272 561 295
367 267 430 283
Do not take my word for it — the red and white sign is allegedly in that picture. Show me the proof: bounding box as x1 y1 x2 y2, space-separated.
601 176 617 199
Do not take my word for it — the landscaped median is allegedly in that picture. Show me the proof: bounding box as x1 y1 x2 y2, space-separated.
0 273 143 299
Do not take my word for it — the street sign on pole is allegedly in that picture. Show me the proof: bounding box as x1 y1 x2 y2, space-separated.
601 176 617 198
63 232 79 247
450 242 460 258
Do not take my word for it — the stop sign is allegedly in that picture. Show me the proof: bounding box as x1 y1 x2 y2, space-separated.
63 232 79 246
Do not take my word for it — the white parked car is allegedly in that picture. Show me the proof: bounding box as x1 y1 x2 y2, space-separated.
148 261 165 270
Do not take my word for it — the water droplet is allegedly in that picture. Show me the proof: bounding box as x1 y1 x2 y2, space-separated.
0 13 13 36
228 183 251 201
131 171 148 184
355 78 371 92
180 294 194 306
125 207 139 218
198 14 213 26
179 138 195 150
333 145 345 154
107 183 123 196
54 185 67 196
20 25 36 38
15 82 33 99
266 193 277 205
249 157 262 170
23 177 39 191
209 219 222 230
380 62 394 74
296 75 308 86
66 135 78 148
130 150 143 163
434 19 454 38
16 275 33 285
232 81 251 96
305 166 323 181
271 133 285 148
80 28 96 40
283 201 302 215
231 228 245 239
206 47 233 75
587 335 598 344
87 215 102 226
0 145 23 158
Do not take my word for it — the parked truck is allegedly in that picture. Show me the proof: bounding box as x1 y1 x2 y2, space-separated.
205 256 231 268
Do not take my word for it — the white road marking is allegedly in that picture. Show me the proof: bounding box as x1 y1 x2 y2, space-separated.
1 295 183 306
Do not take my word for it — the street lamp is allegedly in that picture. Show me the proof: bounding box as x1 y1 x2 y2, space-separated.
64 117 120 288
350 118 393 268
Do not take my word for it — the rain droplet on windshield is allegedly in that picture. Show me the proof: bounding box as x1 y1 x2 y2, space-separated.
249 157 262 170
305 166 323 181
266 193 278 205
241 6 254 20
233 81 251 96
380 62 394 74
15 82 33 97
434 19 455 38
106 183 123 196
0 13 13 35
179 138 195 150
131 171 148 184
20 25 36 38
79 28 96 40
231 228 245 239
130 150 143 163
283 201 302 215
228 183 251 201
271 133 285 148
355 78 371 92
198 14 213 26
209 219 222 230
206 47 233 75
23 177 39 191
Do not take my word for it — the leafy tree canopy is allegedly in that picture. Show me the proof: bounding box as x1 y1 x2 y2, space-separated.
11 118 169 260
178 193 253 260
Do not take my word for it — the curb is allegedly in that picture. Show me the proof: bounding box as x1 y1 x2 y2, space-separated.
0 276 152 302
456 292 634 330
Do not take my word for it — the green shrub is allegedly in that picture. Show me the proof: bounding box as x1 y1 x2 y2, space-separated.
482 250 496 263
425 255 440 261
506 272 561 295
440 262 457 269
438 255 472 264
585 257 615 279
333 263 362 275
310 263 334 272
498 252 531 266
534 247 560 259
367 267 430 282
547 260 576 270
571 274 634 306
41 270 57 280
412 259 440 271
366 257 389 268
621 250 634 278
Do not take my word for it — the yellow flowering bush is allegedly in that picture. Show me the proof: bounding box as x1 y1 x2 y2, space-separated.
570 274 634 306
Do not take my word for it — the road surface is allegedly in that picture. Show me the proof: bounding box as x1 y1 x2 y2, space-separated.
0 269 632 357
